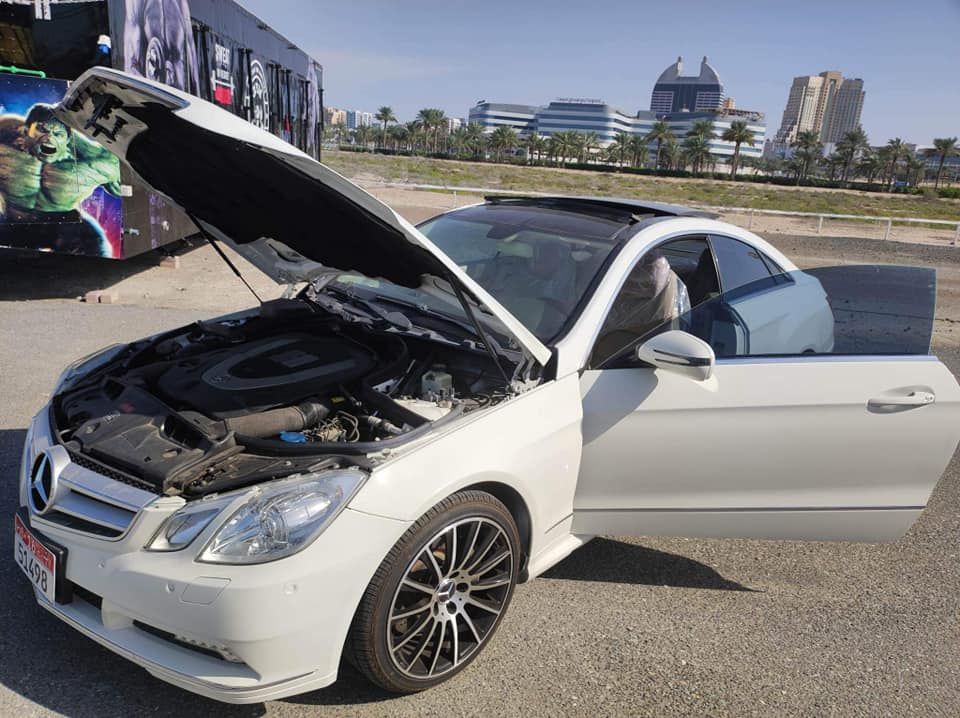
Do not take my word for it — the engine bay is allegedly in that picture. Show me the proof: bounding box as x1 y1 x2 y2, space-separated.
51 299 520 497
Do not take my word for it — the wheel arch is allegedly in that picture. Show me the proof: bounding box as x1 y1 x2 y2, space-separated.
460 480 533 581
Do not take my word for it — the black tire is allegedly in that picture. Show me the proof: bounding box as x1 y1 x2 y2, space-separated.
347 490 521 693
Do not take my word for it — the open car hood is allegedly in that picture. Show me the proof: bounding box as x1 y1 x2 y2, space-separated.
54 67 550 366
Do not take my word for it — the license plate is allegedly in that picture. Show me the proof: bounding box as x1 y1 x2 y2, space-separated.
14 514 56 603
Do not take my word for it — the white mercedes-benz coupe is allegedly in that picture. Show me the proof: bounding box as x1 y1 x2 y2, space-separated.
14 68 960 703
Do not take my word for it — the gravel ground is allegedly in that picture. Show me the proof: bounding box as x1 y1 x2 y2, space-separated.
1 220 959 717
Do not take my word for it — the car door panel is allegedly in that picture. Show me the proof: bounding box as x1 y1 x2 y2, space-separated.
573 356 960 542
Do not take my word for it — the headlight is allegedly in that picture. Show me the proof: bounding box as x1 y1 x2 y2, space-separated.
54 343 127 392
145 496 233 552
199 469 365 565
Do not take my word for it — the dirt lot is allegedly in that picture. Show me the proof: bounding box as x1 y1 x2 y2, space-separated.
0 192 959 717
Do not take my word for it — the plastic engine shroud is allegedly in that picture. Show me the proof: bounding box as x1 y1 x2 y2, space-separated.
156 333 377 418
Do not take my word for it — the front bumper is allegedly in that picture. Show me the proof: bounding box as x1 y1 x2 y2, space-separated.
18 410 410 703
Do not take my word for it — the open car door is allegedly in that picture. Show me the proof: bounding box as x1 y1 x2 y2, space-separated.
574 264 960 542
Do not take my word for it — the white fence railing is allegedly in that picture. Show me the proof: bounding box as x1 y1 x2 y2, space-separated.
709 206 960 243
357 180 960 246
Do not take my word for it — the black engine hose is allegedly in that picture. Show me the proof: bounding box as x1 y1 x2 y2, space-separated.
357 381 428 428
222 400 329 438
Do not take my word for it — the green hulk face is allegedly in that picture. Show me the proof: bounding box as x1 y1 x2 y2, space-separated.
24 118 72 164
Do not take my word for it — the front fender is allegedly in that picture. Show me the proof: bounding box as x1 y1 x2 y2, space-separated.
349 374 584 564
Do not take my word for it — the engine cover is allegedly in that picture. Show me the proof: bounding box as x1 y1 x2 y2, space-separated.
157 333 376 418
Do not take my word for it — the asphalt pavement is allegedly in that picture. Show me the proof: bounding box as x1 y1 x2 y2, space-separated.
0 231 959 717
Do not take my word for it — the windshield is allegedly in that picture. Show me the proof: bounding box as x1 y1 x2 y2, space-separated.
416 203 629 340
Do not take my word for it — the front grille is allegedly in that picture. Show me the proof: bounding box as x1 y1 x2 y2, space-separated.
66 450 156 492
41 510 123 538
27 448 160 540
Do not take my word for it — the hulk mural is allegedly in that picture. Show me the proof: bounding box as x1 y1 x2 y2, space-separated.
0 75 123 257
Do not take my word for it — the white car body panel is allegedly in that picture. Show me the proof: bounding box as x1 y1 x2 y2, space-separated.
351 373 587 578
575 356 960 541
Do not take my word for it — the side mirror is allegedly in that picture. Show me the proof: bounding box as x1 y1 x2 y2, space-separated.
636 330 715 381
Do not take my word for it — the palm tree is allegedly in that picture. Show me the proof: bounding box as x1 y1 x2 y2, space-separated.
682 134 712 175
521 132 546 164
388 123 409 152
876 145 894 186
856 149 881 185
933 137 958 188
822 152 843 181
835 126 868 183
546 135 560 165
645 120 673 170
661 136 680 170
904 154 926 187
406 120 423 154
416 109 446 153
550 131 577 168
432 110 449 153
720 120 756 179
578 132 599 164
790 130 823 184
354 124 375 151
684 119 716 174
464 122 486 160
449 126 469 159
488 126 519 163
883 137 905 190
629 135 649 168
687 119 716 142
608 131 632 168
415 110 432 152
374 106 396 150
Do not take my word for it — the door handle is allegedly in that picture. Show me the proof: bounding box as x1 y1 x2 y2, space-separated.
868 391 935 409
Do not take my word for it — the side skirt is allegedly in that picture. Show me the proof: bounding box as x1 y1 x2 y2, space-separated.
570 507 924 543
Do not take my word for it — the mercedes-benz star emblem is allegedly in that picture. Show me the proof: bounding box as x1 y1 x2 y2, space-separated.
28 452 57 515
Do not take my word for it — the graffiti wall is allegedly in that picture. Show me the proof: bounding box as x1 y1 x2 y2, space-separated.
101 0 322 257
112 0 321 157
0 74 123 257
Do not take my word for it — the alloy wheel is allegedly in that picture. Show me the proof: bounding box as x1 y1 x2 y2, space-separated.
386 516 514 678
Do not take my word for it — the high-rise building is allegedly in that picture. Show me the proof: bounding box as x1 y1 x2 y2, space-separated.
821 77 865 144
345 110 375 129
649 56 724 114
771 71 865 153
324 107 347 126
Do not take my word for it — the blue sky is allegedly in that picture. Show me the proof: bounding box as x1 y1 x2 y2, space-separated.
241 0 960 144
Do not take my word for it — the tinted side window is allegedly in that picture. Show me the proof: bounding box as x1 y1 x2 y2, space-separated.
711 235 772 291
